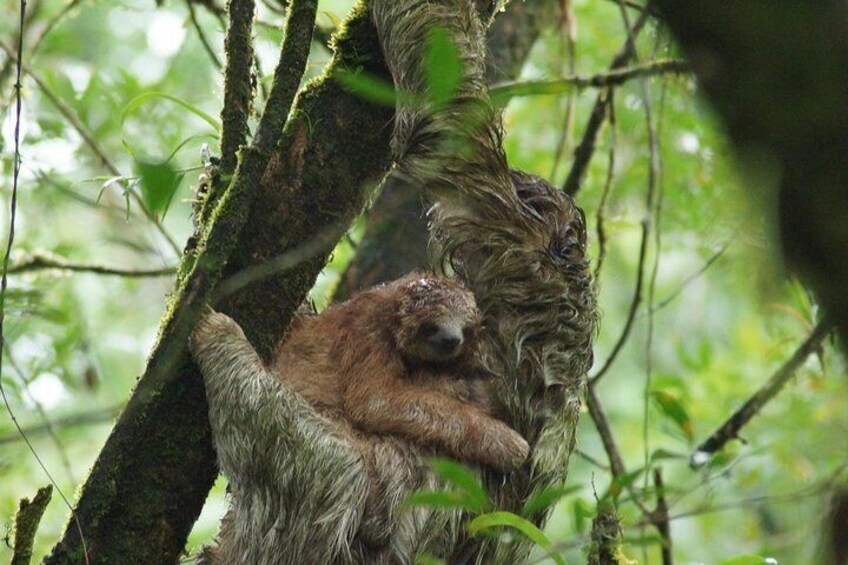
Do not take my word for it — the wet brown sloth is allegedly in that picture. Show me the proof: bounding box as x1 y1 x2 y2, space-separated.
269 272 529 471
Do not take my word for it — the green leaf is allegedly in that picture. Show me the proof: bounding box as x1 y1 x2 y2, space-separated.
651 389 694 442
334 69 398 107
650 448 687 462
121 91 220 132
489 79 575 106
424 27 462 106
428 458 491 510
414 555 445 565
135 159 181 218
468 511 567 565
522 485 580 517
572 498 593 533
717 555 772 565
404 490 485 513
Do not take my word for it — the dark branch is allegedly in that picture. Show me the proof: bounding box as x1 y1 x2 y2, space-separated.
0 406 121 446
691 318 836 467
653 468 673 565
563 5 652 196
8 253 175 277
217 0 255 176
586 385 626 478
490 59 689 102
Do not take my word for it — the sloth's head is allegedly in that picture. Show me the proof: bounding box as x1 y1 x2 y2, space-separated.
393 274 482 364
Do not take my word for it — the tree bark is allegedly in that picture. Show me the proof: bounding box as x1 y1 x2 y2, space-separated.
654 1 848 346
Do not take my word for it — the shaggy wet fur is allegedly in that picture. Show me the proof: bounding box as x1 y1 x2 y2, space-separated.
189 273 529 563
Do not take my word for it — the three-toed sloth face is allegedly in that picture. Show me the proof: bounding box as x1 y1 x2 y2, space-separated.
392 275 482 364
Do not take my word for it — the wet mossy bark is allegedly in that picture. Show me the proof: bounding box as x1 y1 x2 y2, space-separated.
45 3 391 564
217 4 394 360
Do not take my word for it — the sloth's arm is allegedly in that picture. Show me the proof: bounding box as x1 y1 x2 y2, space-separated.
343 366 528 472
188 311 363 487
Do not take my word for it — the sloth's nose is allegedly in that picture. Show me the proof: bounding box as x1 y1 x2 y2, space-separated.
435 333 461 354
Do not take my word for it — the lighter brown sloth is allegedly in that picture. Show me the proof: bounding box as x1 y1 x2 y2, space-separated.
267 272 529 471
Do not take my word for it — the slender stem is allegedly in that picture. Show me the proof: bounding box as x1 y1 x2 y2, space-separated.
187 0 223 70
692 318 835 466
563 5 652 196
8 252 175 277
491 59 689 102
653 468 673 565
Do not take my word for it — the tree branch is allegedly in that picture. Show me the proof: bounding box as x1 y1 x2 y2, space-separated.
7 252 175 277
11 486 52 565
217 0 255 175
691 318 835 467
490 59 689 103
653 468 673 565
563 5 652 196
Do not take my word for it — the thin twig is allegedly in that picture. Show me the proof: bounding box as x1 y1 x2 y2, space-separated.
593 97 616 279
691 318 836 467
586 385 626 478
653 468 673 565
643 237 734 317
29 0 84 57
0 40 181 256
549 2 578 181
0 406 121 446
602 0 651 12
7 252 175 277
186 0 222 70
5 346 76 484
491 59 689 102
590 200 651 386
586 383 654 517
562 5 653 196
0 3 89 562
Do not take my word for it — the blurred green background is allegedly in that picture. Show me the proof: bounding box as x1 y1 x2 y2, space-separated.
0 0 844 562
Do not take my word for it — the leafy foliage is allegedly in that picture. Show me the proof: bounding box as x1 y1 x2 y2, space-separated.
0 0 844 563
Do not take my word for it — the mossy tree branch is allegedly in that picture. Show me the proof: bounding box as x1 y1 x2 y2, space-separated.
46 1 318 562
12 486 52 565
218 0 254 176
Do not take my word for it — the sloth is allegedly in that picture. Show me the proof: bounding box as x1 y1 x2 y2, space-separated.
188 273 530 562
268 272 529 471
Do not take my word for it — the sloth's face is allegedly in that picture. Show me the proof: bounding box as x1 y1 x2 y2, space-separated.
414 317 477 362
394 275 482 364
